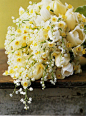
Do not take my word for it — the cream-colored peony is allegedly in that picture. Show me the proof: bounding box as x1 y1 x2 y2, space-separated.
67 26 86 47
40 7 51 21
61 63 73 77
35 16 43 26
49 0 66 16
65 9 76 30
55 53 70 68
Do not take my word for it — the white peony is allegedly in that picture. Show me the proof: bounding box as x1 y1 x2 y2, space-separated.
61 63 73 77
49 1 66 16
55 53 70 68
65 9 76 30
67 26 86 47
40 7 51 21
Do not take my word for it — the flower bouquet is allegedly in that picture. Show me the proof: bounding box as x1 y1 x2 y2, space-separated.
3 0 86 110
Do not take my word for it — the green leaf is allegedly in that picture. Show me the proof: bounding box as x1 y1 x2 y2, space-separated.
75 5 86 17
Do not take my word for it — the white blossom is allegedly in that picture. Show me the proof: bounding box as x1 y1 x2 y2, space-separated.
3 0 86 110
9 94 13 97
61 63 73 77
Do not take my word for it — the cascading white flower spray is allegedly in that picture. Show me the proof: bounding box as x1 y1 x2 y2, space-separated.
3 0 86 110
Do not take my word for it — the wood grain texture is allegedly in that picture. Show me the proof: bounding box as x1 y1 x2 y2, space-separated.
0 88 86 115
0 49 86 115
0 49 86 87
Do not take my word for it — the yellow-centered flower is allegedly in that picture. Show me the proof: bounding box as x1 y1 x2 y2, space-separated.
35 51 39 55
16 52 21 56
61 33 66 37
14 66 18 69
5 70 8 75
29 21 33 24
58 22 64 27
57 74 61 79
17 29 21 33
26 26 29 28
47 26 50 30
17 58 21 62
30 9 33 13
22 43 27 47
48 43 53 47
78 14 82 18
52 17 57 22
66 43 71 48
9 69 14 74
24 30 27 34
76 46 81 52
34 43 37 46
23 36 27 40
26 74 28 77
23 82 28 87
44 34 48 38
68 4 73 9
13 75 17 79
15 41 19 46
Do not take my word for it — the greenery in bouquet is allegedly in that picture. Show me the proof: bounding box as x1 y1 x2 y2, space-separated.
3 0 86 110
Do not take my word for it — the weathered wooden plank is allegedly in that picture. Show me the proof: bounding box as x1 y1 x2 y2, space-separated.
0 49 86 115
0 49 13 83
0 88 86 115
0 49 86 88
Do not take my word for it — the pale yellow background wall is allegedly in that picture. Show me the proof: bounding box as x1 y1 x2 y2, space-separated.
0 0 86 48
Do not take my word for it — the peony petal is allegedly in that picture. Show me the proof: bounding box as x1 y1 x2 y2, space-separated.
61 63 73 77
49 1 66 16
65 9 76 30
40 7 51 21
67 26 85 47
55 54 70 68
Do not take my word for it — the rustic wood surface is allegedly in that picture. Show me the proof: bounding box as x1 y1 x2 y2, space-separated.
0 49 86 86
0 88 86 115
0 49 86 115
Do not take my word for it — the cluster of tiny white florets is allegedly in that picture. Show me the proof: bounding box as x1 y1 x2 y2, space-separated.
3 0 86 110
